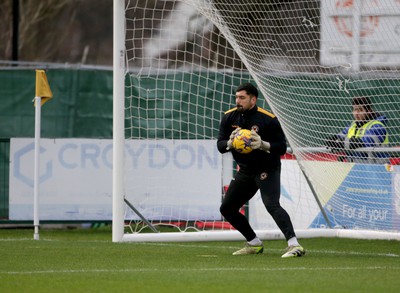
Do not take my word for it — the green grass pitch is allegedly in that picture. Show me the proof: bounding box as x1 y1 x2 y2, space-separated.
1 227 400 292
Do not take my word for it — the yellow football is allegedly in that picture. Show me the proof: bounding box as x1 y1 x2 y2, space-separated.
232 129 253 154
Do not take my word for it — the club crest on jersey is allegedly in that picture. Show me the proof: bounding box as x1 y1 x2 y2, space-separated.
251 125 259 133
260 172 268 180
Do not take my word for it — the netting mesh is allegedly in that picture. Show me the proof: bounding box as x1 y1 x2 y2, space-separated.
123 0 400 234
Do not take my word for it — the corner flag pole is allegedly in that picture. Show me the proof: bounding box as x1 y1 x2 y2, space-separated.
33 69 53 240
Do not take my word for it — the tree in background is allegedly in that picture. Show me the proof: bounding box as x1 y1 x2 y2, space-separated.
0 0 112 65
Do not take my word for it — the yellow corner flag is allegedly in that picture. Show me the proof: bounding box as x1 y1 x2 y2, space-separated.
34 69 53 106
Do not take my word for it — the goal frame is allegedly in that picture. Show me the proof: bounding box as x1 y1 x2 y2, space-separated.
112 0 125 242
112 0 400 243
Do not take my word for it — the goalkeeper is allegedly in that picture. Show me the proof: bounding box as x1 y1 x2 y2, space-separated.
326 96 389 163
217 83 305 258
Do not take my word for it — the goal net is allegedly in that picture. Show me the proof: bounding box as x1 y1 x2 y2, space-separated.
112 0 400 242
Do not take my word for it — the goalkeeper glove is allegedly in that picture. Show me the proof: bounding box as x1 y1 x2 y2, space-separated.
250 130 270 152
226 128 241 150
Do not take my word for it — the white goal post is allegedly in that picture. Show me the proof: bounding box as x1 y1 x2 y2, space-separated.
112 0 126 242
112 0 400 242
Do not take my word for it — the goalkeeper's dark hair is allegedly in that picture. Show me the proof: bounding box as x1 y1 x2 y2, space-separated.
236 83 258 98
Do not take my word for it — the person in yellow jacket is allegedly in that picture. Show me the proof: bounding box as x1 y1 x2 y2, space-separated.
326 96 388 162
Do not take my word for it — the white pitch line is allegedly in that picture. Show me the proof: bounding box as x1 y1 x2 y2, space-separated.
1 266 399 275
0 238 36 242
308 249 399 258
1 239 399 258
0 238 111 244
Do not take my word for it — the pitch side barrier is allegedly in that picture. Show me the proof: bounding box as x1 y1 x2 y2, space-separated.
288 146 400 238
288 146 400 164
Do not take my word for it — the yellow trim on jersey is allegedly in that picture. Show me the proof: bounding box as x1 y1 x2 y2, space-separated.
224 107 237 114
257 107 275 118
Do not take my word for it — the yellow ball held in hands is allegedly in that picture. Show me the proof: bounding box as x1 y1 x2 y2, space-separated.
232 129 253 154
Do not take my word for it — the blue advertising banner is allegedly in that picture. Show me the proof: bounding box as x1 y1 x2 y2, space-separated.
310 164 394 230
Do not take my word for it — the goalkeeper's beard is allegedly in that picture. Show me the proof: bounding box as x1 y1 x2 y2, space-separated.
236 105 244 113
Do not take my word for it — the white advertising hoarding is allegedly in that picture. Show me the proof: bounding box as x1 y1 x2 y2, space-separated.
9 138 222 221
122 139 223 221
9 138 322 229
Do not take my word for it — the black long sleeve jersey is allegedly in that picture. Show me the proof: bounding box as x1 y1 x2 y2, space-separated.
217 105 287 173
